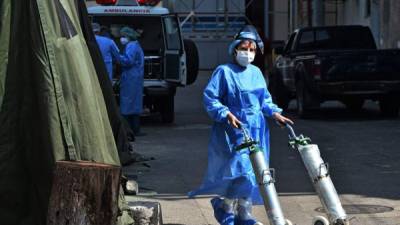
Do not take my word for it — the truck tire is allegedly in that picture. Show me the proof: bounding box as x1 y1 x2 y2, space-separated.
183 39 199 85
342 98 364 112
160 95 175 123
379 96 399 117
296 78 312 118
269 73 291 111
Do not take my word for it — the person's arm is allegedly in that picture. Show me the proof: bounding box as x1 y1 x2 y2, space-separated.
118 43 136 67
110 40 120 63
134 45 144 69
203 67 230 123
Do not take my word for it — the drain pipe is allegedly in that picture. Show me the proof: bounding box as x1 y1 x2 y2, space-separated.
312 0 325 26
264 0 269 39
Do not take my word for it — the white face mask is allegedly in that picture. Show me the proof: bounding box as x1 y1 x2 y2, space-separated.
120 37 129 45
235 50 255 67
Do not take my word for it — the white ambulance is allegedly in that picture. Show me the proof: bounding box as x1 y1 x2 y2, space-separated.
88 0 198 123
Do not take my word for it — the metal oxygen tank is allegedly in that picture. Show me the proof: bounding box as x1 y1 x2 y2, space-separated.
235 127 293 225
285 124 349 225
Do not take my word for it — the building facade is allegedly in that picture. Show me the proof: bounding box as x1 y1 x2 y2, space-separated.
86 0 400 69
163 0 248 69
269 0 400 49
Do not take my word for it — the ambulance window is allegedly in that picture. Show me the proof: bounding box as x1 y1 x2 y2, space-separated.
92 16 163 53
163 17 181 50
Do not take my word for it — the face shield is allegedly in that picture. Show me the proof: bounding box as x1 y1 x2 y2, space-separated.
228 25 264 55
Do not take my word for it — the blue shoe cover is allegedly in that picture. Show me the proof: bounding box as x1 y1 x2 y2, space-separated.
210 197 235 225
235 218 262 225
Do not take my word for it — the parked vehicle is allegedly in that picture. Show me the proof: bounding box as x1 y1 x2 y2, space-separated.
88 0 199 123
270 25 400 117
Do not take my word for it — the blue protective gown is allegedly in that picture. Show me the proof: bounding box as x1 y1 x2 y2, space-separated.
119 41 144 115
95 35 120 80
189 63 282 204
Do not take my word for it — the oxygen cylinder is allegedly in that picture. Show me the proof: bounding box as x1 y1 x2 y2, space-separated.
250 150 287 225
236 126 292 225
285 124 349 225
298 144 347 223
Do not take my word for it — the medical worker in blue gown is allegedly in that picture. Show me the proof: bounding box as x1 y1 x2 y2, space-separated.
189 26 293 225
118 27 145 136
92 23 120 81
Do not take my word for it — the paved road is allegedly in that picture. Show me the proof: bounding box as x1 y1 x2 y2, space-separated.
125 71 400 225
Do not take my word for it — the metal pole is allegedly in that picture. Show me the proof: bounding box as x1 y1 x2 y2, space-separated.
293 0 299 30
289 0 293 32
335 0 338 25
288 0 291 36
312 0 324 26
192 0 196 32
264 0 269 39
307 0 312 27
371 0 381 48
216 0 220 36
289 0 298 32
224 0 228 32
180 11 195 27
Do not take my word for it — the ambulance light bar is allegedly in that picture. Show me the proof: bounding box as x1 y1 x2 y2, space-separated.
96 0 160 6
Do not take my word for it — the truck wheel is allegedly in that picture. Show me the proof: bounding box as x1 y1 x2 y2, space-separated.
269 73 290 111
343 98 364 112
296 79 312 118
161 95 175 123
183 39 199 85
379 96 399 117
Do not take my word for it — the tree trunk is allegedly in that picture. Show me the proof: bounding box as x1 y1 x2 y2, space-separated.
47 161 121 225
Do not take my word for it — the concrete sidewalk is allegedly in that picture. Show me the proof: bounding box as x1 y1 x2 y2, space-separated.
125 144 400 225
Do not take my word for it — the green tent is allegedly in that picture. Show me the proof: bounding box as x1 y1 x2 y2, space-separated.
76 0 138 166
0 0 133 224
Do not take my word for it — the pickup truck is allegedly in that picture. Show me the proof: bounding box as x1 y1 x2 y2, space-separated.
270 25 400 117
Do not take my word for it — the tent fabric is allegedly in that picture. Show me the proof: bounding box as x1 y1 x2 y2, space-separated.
0 0 133 224
75 0 137 165
35 0 119 162
0 0 11 110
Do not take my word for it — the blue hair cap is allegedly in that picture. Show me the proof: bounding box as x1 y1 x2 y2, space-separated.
228 25 264 55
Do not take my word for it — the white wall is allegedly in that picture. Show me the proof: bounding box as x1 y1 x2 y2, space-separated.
339 0 381 47
379 0 400 49
169 0 246 69
340 0 370 26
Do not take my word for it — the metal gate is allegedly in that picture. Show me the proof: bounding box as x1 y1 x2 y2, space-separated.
163 0 249 69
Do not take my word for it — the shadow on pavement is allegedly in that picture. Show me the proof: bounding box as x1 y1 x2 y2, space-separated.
269 101 400 201
284 100 399 122
131 73 400 211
